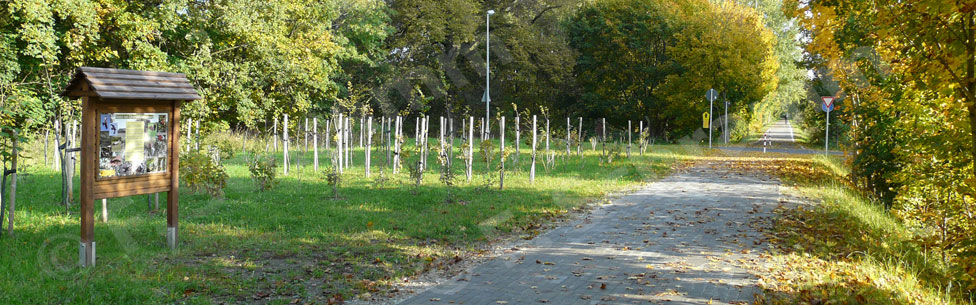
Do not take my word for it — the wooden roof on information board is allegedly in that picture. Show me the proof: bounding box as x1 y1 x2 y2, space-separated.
61 67 202 101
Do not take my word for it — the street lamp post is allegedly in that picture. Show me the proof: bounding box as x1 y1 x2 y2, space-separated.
483 9 495 140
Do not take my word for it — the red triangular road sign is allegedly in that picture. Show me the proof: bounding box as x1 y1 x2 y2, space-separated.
821 96 835 108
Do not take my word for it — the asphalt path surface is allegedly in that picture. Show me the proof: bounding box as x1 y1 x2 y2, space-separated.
720 119 842 155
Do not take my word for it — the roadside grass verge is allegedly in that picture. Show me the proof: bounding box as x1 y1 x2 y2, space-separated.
0 139 689 304
754 155 967 305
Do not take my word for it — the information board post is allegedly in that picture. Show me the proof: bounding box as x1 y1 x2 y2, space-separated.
80 94 94 266
168 102 181 250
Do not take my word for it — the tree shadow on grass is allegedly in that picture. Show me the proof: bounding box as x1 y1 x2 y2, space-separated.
1 150 678 304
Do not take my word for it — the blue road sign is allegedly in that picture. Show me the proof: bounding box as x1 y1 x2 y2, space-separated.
706 89 719 102
821 102 834 112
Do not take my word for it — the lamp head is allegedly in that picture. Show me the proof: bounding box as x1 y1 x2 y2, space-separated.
487 10 495 15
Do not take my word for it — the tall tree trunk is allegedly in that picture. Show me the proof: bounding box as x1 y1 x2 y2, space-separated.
968 12 976 178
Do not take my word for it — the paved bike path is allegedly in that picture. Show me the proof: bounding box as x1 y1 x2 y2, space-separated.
398 162 779 305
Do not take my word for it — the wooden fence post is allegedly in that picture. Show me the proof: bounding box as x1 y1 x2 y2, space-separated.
628 120 632 158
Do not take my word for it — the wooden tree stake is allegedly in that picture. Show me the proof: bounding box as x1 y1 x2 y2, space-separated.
314 118 319 171
531 115 537 183
467 116 473 181
283 114 289 175
366 116 372 177
500 116 505 190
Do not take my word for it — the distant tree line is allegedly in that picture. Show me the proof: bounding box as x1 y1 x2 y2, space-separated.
0 0 804 142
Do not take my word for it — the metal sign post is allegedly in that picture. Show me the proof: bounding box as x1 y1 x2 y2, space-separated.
724 100 729 144
706 89 719 149
821 96 835 155
483 9 495 141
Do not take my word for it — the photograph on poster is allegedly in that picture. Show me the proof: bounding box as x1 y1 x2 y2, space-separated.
98 112 169 178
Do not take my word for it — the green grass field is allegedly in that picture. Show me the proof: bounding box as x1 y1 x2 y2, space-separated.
0 137 692 304
754 155 968 305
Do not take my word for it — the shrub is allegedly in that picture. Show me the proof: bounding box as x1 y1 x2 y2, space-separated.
212 138 235 162
323 164 342 199
180 151 228 197
402 147 423 193
246 153 278 192
479 139 495 168
604 142 622 164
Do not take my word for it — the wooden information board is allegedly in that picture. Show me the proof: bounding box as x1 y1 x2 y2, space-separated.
62 67 201 267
